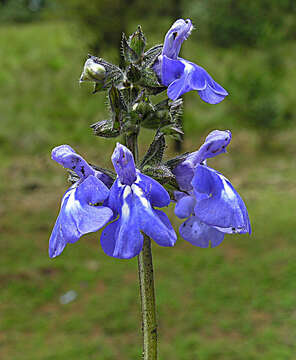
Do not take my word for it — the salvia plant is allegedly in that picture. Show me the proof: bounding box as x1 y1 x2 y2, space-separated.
49 19 251 359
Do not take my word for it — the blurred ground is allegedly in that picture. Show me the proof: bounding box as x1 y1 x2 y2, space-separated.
0 22 296 360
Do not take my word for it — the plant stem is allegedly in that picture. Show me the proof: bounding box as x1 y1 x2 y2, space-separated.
125 131 139 163
126 132 158 360
137 234 158 360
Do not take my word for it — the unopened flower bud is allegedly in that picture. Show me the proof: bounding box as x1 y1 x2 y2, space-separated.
80 59 106 83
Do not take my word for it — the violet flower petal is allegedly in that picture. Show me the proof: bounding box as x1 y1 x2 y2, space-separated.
52 145 94 179
132 184 177 247
189 130 232 164
49 179 113 258
100 186 143 259
172 161 195 191
162 57 228 103
180 215 225 248
174 194 196 219
161 55 185 87
162 18 193 59
174 130 232 191
192 165 251 234
136 172 170 207
76 174 110 205
104 178 125 216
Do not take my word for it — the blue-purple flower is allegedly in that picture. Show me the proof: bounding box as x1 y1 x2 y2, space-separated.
154 19 228 104
49 145 113 258
101 143 177 259
174 130 251 247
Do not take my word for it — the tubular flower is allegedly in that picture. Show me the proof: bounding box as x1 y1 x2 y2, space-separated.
173 129 232 191
174 130 251 247
100 143 177 259
153 19 228 104
49 145 113 258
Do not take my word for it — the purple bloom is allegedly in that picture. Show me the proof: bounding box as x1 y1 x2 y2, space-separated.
174 131 251 248
49 145 113 258
101 143 177 259
154 19 228 104
173 129 232 191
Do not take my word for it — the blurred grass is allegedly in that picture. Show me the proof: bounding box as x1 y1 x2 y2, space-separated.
0 22 296 360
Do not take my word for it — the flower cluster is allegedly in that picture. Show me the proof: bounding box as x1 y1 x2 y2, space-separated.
49 134 250 258
48 19 250 260
49 143 176 259
174 130 251 247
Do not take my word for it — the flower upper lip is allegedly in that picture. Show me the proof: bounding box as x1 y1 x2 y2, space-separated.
170 19 193 42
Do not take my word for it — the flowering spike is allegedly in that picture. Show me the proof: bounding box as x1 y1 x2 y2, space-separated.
50 20 252 359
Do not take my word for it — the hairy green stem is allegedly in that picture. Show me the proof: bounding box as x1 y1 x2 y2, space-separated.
126 132 158 360
137 234 158 360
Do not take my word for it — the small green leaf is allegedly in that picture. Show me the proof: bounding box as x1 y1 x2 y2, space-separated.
160 125 184 140
143 44 163 67
165 153 190 170
129 25 146 60
141 100 171 129
133 100 154 121
91 119 121 138
93 82 105 94
108 85 127 127
169 98 183 128
121 33 139 64
139 67 161 88
142 164 175 185
126 64 142 83
140 133 166 168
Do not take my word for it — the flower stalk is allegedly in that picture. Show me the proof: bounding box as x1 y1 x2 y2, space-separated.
125 130 139 164
137 234 158 360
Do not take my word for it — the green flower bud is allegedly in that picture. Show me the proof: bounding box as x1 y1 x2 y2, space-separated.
80 59 106 83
